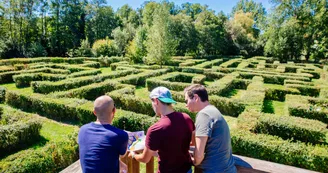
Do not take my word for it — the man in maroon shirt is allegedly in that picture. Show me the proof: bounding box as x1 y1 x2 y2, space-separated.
129 86 195 173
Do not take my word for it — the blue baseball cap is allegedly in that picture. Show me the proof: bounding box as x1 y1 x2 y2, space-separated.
149 86 177 104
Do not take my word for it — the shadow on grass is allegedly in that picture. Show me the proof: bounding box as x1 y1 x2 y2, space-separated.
220 89 238 98
262 99 274 114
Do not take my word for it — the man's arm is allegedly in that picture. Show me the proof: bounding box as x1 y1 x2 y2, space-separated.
193 136 208 166
129 146 156 163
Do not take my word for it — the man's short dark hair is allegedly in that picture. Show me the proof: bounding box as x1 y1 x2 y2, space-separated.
184 84 208 102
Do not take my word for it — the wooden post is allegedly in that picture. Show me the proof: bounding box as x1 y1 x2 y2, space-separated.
132 158 140 173
146 157 154 173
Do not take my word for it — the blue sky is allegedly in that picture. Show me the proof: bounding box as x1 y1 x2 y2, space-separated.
106 0 272 14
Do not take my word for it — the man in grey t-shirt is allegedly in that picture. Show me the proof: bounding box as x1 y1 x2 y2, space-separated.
184 84 236 173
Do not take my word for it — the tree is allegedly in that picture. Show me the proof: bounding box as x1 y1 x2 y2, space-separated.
231 0 267 30
226 11 262 57
146 3 177 67
170 13 198 55
116 4 140 27
195 10 227 55
111 23 135 56
126 26 147 63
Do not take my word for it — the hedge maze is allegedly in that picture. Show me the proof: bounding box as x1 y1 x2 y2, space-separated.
0 56 327 172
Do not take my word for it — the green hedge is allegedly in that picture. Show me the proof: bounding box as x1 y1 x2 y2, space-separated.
0 87 6 103
108 91 196 121
204 71 225 81
6 91 95 124
180 67 204 74
0 131 79 173
32 69 139 94
67 69 101 78
81 61 101 68
219 59 241 68
240 76 265 111
0 119 42 158
13 73 66 87
231 130 328 172
239 72 311 85
207 72 239 95
286 95 328 124
0 68 70 84
146 72 201 91
117 69 169 86
53 80 133 100
265 87 300 101
194 58 223 68
285 84 320 97
98 56 126 67
210 96 245 117
254 115 327 144
0 57 86 66
284 79 314 86
113 110 159 132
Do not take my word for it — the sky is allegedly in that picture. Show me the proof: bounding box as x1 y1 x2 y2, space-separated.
106 0 273 15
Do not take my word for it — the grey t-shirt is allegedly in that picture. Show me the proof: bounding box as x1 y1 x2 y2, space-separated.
195 105 236 173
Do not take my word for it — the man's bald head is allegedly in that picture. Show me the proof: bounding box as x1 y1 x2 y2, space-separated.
94 95 115 120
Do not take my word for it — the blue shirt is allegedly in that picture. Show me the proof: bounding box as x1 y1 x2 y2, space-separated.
78 122 128 173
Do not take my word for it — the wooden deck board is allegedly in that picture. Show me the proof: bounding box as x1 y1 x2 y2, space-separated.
60 154 319 173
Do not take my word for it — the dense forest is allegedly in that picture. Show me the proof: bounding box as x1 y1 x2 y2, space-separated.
0 0 327 63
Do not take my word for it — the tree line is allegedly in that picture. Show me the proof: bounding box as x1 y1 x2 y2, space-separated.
0 0 327 64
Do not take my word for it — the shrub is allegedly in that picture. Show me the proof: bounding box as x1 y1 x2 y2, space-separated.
207 72 239 95
118 69 169 86
0 118 42 157
254 115 327 144
53 80 132 101
13 73 66 88
210 96 245 117
285 84 320 97
67 69 101 78
113 110 159 132
92 38 118 57
0 131 79 173
5 91 95 124
31 69 139 94
231 130 328 173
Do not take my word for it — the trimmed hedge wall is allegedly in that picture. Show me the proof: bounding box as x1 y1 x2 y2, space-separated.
108 91 196 121
117 69 169 86
13 73 66 87
0 57 86 66
0 131 79 173
231 130 328 173
32 69 139 94
210 96 245 117
53 80 133 100
195 58 223 68
254 115 327 144
265 87 300 101
0 68 70 84
207 72 239 95
6 91 95 124
113 110 159 132
0 118 42 158
286 95 328 124
285 84 320 97
146 72 204 91
67 69 101 78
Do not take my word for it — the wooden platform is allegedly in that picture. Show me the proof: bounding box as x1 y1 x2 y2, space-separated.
60 154 319 173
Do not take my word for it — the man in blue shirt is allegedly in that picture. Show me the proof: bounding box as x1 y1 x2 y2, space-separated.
78 95 128 173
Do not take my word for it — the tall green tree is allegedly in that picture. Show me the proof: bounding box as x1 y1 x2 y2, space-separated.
146 2 177 67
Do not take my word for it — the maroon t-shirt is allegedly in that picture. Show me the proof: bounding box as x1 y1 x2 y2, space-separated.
146 112 195 173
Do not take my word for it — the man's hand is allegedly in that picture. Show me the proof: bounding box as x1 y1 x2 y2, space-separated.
119 160 128 173
128 151 135 159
